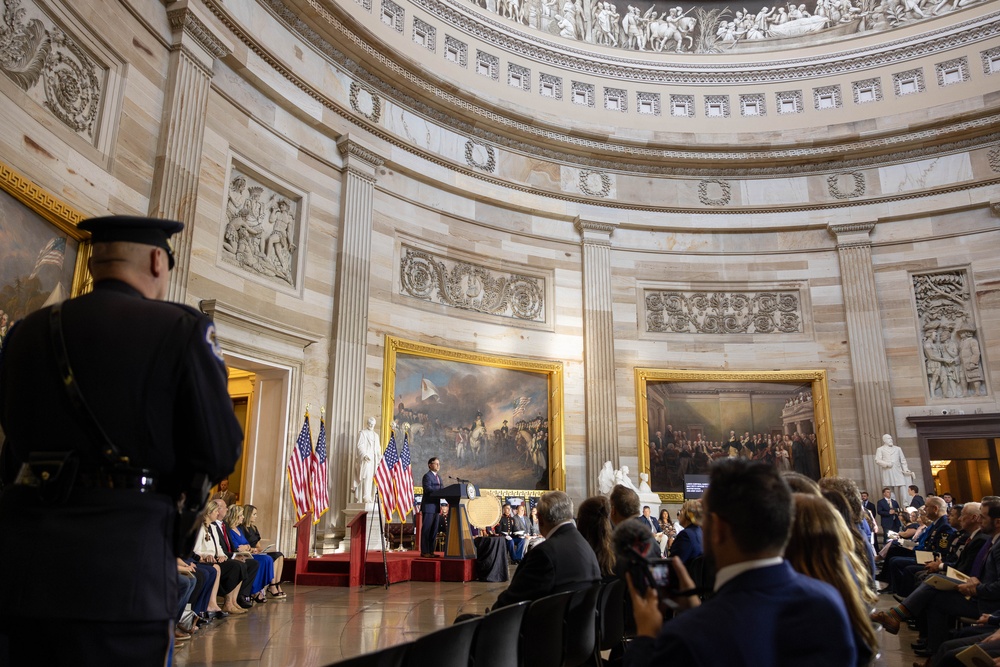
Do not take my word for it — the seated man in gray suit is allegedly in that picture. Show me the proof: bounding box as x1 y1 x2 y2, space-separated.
492 490 601 608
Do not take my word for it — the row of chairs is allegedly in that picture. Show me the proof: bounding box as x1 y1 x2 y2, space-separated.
328 579 626 667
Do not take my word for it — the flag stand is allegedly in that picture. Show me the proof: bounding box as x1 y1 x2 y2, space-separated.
393 516 407 552
366 485 390 590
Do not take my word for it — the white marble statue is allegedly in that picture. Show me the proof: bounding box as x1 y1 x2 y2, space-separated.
352 416 381 504
598 460 616 495
638 472 653 493
874 433 914 501
614 465 638 491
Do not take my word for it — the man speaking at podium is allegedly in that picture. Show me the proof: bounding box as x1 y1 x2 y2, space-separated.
421 457 443 557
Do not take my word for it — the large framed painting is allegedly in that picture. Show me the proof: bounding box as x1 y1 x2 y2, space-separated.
0 163 90 348
381 336 565 494
635 369 836 501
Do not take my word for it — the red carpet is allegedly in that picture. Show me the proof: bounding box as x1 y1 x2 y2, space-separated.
289 551 476 587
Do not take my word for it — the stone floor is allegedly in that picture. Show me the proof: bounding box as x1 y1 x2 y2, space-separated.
173 578 916 667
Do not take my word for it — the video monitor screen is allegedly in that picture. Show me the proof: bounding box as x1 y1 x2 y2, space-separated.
684 475 710 499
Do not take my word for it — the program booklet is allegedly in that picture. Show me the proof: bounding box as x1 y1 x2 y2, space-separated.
925 567 971 591
956 643 993 667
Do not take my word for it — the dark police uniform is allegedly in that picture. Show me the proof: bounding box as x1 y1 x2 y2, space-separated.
0 216 243 666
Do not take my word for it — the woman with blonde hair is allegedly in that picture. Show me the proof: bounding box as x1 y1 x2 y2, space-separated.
193 499 247 615
667 499 703 565
224 504 274 603
785 493 878 666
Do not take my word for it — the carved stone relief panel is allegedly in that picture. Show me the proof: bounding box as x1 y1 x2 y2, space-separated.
219 161 305 292
913 270 988 399
645 289 803 334
399 244 546 323
0 0 105 141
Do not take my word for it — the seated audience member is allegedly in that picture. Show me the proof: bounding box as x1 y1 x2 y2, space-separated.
785 493 878 666
526 505 544 550
497 504 527 564
924 611 1000 667
610 485 659 559
624 459 856 667
241 504 286 597
667 500 703 566
576 495 617 582
781 470 822 495
820 476 878 585
872 496 1000 656
193 500 249 615
881 496 954 595
225 504 275 603
212 498 260 609
657 509 677 555
491 490 600 609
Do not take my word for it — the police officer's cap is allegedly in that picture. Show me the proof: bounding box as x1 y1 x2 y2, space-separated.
79 215 184 269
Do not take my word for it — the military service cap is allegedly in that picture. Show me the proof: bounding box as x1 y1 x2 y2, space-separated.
79 215 184 269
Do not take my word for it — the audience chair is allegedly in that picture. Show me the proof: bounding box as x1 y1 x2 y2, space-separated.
521 591 574 667
406 615 481 667
563 583 601 667
470 600 530 667
326 642 409 667
593 579 625 665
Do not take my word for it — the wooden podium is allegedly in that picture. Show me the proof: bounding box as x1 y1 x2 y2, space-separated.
424 482 479 559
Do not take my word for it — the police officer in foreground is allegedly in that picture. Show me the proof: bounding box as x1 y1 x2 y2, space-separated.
0 216 244 665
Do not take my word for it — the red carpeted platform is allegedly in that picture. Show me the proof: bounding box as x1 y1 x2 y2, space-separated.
290 551 476 587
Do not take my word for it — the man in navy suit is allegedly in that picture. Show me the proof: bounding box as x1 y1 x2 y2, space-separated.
624 459 856 667
420 457 443 557
908 484 925 510
878 486 903 535
492 490 600 608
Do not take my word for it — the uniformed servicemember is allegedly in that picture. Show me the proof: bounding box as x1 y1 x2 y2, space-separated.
0 216 244 666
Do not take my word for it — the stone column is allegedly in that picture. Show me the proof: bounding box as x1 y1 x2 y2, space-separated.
324 136 384 552
576 219 619 496
829 222 895 493
156 1 231 303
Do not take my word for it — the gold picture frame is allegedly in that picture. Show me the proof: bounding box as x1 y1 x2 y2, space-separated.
635 368 836 502
381 336 565 495
0 162 91 303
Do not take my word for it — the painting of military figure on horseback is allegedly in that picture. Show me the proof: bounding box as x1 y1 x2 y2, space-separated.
383 337 565 492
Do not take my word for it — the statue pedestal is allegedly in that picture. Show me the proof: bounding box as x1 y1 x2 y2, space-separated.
341 502 387 554
639 492 662 509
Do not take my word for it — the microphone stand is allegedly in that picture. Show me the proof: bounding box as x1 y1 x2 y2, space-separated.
367 486 390 590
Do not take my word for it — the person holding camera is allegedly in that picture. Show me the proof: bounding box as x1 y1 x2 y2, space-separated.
624 459 856 667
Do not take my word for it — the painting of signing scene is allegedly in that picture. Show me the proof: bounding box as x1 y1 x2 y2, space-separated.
636 369 836 496
0 168 84 348
382 336 565 493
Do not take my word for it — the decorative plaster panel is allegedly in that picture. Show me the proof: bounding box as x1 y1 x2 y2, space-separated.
645 289 803 334
399 244 546 322
220 161 306 292
0 0 104 141
912 269 988 399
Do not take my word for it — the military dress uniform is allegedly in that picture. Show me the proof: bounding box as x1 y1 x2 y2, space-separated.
0 217 243 666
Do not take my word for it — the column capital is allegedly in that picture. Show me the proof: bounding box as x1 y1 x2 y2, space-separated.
338 135 386 179
575 218 617 245
165 0 232 73
828 221 876 249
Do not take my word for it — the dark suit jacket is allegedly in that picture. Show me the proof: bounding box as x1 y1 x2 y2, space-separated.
954 531 989 573
668 525 703 565
877 497 902 533
909 494 925 509
493 523 600 608
421 470 443 514
623 561 856 667
862 500 877 518
639 515 659 533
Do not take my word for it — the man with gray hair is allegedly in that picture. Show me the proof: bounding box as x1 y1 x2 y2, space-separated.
492 490 600 608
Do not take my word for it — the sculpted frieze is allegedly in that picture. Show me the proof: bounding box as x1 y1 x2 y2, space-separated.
0 0 103 140
645 289 802 334
399 245 545 321
912 269 988 399
220 166 303 289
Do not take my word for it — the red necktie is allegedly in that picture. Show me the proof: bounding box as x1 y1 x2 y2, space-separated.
218 524 233 552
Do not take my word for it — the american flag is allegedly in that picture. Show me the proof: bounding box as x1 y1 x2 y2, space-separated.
374 428 400 521
287 412 313 521
310 415 329 524
29 237 66 278
394 430 415 519
512 396 532 419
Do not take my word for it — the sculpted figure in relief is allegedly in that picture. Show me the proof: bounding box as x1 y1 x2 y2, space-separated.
353 417 381 504
598 461 616 495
